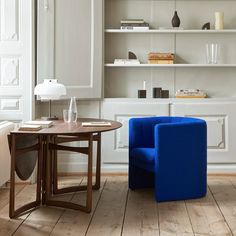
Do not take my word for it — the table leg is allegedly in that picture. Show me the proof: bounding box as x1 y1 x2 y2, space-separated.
36 136 43 203
94 133 101 190
42 136 47 205
44 134 94 213
45 136 52 202
86 134 93 212
9 134 16 218
9 134 42 218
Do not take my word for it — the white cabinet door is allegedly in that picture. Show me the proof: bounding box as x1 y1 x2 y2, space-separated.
172 102 236 163
0 0 33 122
37 0 103 99
102 100 169 163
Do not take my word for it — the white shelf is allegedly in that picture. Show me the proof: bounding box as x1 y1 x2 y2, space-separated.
105 64 236 68
105 29 236 34
103 98 236 103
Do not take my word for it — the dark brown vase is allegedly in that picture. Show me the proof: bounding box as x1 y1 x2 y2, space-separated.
172 11 180 27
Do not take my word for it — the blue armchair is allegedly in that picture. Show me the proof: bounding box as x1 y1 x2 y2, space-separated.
129 116 207 202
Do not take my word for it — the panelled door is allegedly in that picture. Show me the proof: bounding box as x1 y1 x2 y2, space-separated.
0 0 33 122
37 0 103 99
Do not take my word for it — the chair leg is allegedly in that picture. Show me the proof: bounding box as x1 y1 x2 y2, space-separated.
129 164 154 190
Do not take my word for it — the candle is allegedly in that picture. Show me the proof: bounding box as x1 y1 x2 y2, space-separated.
143 81 146 90
215 12 224 30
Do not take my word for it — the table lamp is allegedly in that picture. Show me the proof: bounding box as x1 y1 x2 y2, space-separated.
34 79 66 120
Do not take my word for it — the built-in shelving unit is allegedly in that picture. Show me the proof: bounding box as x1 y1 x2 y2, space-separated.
102 0 236 165
105 29 236 34
104 0 236 99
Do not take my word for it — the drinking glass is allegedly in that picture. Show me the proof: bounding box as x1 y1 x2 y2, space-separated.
63 109 77 123
206 43 219 64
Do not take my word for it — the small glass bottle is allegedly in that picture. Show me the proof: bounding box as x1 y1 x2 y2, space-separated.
68 97 78 122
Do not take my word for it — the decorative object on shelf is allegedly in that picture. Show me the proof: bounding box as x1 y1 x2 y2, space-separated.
138 81 147 98
34 79 66 120
138 90 146 98
153 87 162 98
202 22 210 30
114 59 140 65
215 12 224 30
206 43 219 64
114 51 140 65
120 19 149 31
129 51 137 60
171 11 181 28
148 53 174 64
64 97 78 123
175 89 207 98
161 90 169 98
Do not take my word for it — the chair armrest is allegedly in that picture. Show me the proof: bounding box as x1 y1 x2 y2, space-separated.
129 117 169 149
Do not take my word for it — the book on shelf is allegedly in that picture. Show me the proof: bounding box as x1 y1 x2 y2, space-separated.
148 52 175 60
24 120 53 128
114 59 140 65
148 52 175 64
120 19 145 24
121 23 149 27
120 26 149 31
175 89 207 98
120 19 149 31
82 122 112 127
148 60 174 64
18 125 42 131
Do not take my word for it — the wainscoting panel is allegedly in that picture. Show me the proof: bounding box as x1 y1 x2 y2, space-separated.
102 100 169 163
172 102 236 163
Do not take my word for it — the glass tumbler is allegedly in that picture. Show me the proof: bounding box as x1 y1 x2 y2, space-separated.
206 43 219 64
63 109 77 123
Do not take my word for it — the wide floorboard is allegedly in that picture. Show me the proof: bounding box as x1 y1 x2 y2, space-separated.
0 176 236 236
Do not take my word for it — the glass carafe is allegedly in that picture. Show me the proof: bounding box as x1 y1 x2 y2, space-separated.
68 97 78 122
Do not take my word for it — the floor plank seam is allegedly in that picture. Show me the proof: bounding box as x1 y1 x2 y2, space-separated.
120 188 129 236
49 178 84 236
208 183 234 236
157 202 161 236
230 180 236 189
184 200 196 236
11 185 34 236
84 178 107 236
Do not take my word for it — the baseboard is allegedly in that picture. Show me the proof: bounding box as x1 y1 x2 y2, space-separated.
58 162 236 175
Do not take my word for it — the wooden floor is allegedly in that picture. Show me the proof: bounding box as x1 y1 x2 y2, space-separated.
0 175 236 236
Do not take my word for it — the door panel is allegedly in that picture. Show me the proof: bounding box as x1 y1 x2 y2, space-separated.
37 0 103 99
0 0 33 122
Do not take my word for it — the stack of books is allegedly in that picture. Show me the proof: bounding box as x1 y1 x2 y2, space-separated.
148 53 174 64
175 89 207 98
24 120 53 128
120 19 149 31
18 120 54 131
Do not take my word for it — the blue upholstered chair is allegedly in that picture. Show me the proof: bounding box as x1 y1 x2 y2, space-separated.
129 116 207 202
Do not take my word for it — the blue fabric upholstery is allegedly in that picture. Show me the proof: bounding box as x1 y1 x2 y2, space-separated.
129 116 207 202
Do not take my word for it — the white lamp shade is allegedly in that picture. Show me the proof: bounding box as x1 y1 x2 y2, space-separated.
34 79 66 100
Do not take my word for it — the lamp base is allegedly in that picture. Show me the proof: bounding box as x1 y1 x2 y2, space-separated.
41 116 59 121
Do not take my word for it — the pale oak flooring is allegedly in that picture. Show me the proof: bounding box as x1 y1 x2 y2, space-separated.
0 176 236 236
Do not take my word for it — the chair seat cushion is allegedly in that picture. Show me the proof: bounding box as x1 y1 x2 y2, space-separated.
130 148 156 172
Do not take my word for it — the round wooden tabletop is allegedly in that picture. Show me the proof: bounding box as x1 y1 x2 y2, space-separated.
12 118 122 135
